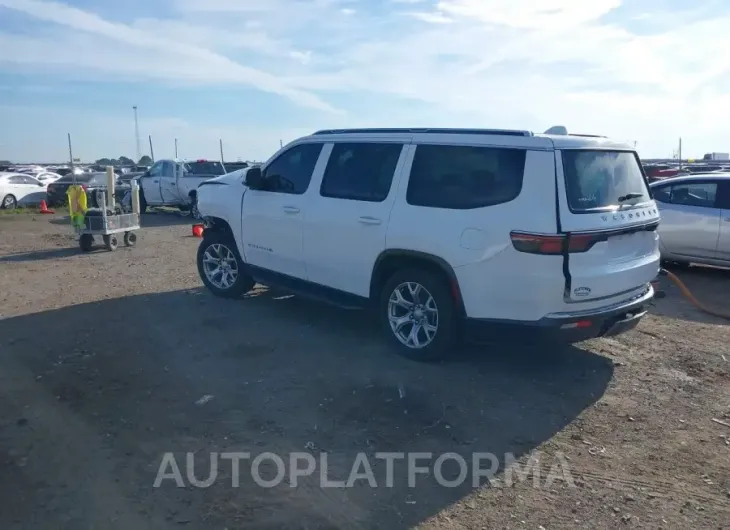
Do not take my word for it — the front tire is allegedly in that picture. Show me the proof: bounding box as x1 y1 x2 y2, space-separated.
197 232 254 298
379 268 457 362
103 234 118 251
79 234 94 252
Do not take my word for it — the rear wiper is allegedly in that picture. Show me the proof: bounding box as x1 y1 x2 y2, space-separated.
618 192 643 202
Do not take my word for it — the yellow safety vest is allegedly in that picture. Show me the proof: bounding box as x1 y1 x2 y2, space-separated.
67 185 88 228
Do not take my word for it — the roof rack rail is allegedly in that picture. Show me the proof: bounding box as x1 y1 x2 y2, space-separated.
311 127 533 137
569 133 607 138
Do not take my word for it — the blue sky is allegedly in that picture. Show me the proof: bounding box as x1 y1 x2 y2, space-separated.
1 0 729 162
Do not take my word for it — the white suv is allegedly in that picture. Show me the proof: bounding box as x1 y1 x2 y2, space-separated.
195 127 659 361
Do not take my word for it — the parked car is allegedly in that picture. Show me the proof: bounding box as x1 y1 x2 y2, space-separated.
650 173 730 267
0 172 47 209
46 172 129 209
195 126 659 361
34 171 63 184
136 159 227 217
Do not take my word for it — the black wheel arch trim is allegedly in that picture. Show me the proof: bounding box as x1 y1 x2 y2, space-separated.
371 249 466 315
202 216 234 237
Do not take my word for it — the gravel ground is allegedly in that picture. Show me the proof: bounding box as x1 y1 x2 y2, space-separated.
0 213 729 529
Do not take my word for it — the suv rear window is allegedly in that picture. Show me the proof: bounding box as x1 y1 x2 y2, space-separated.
562 150 650 212
183 161 226 176
406 145 526 209
56 173 95 183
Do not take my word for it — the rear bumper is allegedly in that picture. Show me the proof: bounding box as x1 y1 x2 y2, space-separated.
465 284 654 343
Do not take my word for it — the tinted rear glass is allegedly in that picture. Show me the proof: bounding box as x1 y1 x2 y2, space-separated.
562 151 651 212
55 173 95 183
184 161 226 176
406 144 526 209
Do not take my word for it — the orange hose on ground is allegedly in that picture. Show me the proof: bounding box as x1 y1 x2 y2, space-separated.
662 269 730 321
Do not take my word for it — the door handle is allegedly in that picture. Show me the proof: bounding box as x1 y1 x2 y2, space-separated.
358 216 382 225
152 180 158 183
282 206 300 214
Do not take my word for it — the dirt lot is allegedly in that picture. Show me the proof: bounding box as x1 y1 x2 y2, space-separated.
1 213 729 529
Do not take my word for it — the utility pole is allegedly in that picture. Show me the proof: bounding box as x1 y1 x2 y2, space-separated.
175 138 178 158
678 137 682 170
67 133 76 184
67 133 74 167
219 138 224 162
149 135 155 163
133 106 141 162
279 139 283 149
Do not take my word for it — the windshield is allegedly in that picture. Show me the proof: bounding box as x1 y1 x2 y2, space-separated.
184 161 226 176
562 150 651 212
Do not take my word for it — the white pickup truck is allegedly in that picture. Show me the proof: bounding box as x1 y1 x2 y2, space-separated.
136 159 229 217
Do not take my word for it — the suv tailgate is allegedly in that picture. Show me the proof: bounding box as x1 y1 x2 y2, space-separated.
555 149 660 302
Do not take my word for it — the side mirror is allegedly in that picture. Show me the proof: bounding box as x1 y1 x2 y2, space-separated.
244 167 266 190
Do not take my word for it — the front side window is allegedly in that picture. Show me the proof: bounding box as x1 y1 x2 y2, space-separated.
161 162 175 178
406 144 526 209
562 150 650 212
320 142 402 202
263 143 323 195
148 162 162 178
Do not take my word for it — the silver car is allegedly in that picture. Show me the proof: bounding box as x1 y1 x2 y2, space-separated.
650 173 730 267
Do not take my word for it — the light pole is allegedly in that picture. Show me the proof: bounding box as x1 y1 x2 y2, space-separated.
133 106 141 162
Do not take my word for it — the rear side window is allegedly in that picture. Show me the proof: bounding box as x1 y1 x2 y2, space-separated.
406 145 526 209
562 150 650 212
654 182 718 208
320 143 402 202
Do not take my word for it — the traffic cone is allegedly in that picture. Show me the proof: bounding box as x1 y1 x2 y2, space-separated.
39 200 55 214
192 224 204 237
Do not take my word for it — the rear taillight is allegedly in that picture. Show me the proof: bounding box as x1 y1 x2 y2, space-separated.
510 232 600 255
509 232 564 255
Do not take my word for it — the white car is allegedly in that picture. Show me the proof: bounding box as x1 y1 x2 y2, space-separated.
195 126 659 360
0 172 47 209
650 173 730 267
34 171 63 184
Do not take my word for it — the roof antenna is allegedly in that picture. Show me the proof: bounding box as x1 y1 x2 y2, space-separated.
545 125 568 135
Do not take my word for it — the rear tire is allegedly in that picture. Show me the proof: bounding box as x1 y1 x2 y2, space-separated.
379 268 457 362
123 231 137 247
191 201 201 220
197 231 255 298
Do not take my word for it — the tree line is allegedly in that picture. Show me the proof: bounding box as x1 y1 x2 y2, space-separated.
94 155 153 167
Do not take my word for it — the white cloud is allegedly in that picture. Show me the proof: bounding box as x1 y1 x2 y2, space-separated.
406 11 453 23
0 0 337 112
1 0 730 157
